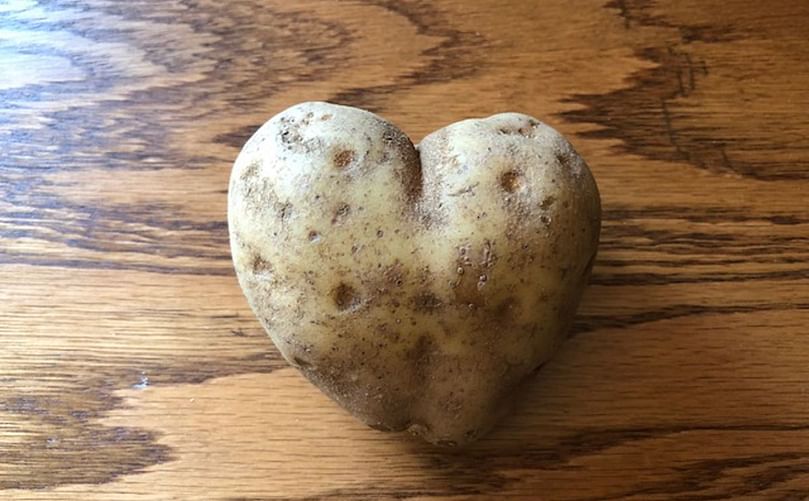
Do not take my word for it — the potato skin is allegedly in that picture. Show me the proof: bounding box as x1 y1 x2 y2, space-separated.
228 102 600 446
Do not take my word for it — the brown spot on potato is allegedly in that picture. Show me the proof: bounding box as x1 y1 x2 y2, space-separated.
250 254 272 275
320 113 332 121
332 203 351 224
495 297 518 322
240 161 259 181
498 125 532 137
308 230 320 242
382 261 406 290
500 170 522 192
418 212 434 228
555 150 571 170
481 240 497 268
408 335 435 376
278 202 292 221
333 149 355 169
279 126 302 146
382 132 397 144
333 283 360 311
540 196 556 209
413 292 443 312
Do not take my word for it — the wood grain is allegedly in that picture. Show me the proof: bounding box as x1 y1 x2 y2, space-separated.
2 0 809 499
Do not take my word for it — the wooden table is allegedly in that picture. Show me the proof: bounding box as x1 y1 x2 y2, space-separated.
3 1 809 499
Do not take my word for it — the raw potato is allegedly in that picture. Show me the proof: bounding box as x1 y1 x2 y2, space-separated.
228 102 600 446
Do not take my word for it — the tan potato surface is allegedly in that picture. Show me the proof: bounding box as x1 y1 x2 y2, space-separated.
228 102 601 445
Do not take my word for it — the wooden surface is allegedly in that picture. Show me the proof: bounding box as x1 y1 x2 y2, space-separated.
2 0 809 499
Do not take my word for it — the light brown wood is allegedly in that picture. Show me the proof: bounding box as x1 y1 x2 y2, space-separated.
2 0 809 499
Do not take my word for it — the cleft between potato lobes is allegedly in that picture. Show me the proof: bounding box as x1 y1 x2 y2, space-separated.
228 101 601 446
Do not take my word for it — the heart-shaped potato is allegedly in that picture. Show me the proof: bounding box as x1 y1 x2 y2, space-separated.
228 102 600 446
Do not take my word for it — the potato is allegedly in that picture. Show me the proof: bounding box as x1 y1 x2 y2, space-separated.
228 102 600 446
